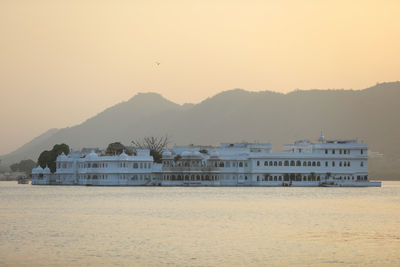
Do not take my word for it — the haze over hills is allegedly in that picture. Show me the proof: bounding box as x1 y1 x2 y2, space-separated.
1 82 400 179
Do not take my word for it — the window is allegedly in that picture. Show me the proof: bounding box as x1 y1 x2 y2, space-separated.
239 162 243 167
274 161 277 166
312 161 316 167
284 161 289 166
339 149 342 154
303 161 307 166
290 160 295 166
339 162 342 167
296 160 301 166
133 163 138 169
332 161 335 167
257 161 260 166
308 161 311 166
317 161 321 167
361 149 364 155
332 149 335 154
269 161 273 166
325 149 328 154
264 161 267 166
279 161 282 166
360 161 364 167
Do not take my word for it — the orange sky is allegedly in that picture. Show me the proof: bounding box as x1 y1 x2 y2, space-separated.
0 0 399 156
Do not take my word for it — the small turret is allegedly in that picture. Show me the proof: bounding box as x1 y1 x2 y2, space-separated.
318 130 325 143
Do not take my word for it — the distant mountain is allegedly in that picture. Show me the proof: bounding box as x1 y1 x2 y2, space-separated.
2 82 400 179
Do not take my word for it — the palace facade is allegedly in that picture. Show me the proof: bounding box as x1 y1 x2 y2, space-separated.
32 135 381 187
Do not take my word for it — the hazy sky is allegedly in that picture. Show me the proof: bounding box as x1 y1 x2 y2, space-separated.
0 0 399 156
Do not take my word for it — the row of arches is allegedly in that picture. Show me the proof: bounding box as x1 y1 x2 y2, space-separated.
163 174 220 181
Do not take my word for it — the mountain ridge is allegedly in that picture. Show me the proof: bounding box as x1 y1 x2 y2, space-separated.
1 82 400 179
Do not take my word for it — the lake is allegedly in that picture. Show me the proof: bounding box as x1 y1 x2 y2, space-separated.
0 181 399 266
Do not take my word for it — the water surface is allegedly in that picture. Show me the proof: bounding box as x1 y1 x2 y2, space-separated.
1 182 399 266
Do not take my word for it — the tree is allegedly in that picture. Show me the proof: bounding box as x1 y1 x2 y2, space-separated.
132 135 170 163
105 142 133 155
38 143 70 173
199 149 208 154
10 159 36 175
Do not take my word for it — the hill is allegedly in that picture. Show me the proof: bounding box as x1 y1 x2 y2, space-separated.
1 82 399 179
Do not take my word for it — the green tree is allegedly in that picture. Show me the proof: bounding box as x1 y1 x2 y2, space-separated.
10 159 36 175
105 142 133 155
38 143 70 173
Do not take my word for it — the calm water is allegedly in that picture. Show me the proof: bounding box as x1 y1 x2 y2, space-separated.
0 182 399 266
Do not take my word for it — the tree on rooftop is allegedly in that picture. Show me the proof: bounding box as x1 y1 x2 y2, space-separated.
105 142 133 155
38 143 70 173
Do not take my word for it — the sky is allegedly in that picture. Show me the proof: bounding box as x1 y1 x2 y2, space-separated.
0 0 399 156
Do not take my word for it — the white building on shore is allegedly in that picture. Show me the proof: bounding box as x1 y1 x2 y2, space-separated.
32 135 381 187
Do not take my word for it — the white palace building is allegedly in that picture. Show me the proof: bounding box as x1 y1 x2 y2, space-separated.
32 135 381 187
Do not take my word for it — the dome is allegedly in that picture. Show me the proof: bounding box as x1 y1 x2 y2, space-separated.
193 150 202 156
119 150 128 159
43 165 51 174
58 152 68 160
162 150 172 157
86 151 98 160
33 166 43 174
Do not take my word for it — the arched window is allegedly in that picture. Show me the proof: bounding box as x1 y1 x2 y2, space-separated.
264 161 267 166
303 161 307 166
308 161 311 166
269 161 273 166
239 162 243 167
296 160 301 166
274 161 277 166
279 161 282 166
317 161 321 167
312 161 316 167
290 160 295 166
284 160 289 166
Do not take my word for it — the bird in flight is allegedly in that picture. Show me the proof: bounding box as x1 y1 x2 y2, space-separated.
155 61 160 66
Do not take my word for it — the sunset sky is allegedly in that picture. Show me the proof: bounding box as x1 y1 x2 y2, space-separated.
0 0 399 155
